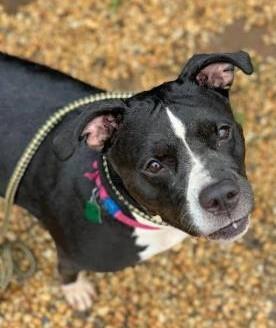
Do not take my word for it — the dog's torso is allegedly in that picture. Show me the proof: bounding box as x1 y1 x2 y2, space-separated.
0 53 98 194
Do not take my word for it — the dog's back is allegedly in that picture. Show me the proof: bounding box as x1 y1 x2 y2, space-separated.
0 53 99 195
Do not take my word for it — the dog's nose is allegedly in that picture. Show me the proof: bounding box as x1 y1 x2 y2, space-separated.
199 179 240 214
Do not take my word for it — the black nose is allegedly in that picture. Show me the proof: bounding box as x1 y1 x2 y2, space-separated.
199 179 240 214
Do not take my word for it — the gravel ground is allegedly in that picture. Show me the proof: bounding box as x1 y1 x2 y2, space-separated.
0 0 275 327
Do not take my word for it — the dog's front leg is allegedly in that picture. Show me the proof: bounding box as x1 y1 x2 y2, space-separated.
57 247 96 311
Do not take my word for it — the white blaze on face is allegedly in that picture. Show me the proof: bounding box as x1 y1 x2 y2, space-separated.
166 108 215 235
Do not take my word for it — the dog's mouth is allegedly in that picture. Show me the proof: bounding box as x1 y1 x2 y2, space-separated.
207 216 249 240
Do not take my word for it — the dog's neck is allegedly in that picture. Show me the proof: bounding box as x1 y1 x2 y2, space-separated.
102 157 146 213
98 155 167 228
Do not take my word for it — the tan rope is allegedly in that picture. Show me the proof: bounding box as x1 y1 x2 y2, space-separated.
0 91 134 291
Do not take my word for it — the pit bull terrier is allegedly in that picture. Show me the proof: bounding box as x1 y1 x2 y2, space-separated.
0 51 254 310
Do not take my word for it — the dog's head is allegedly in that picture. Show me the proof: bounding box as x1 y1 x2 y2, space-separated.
54 51 254 241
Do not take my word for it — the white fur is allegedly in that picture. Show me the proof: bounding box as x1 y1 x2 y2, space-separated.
186 161 214 234
132 213 187 261
166 108 200 165
61 272 95 311
166 108 215 235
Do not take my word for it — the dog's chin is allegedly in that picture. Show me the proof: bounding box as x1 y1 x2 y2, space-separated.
206 216 250 242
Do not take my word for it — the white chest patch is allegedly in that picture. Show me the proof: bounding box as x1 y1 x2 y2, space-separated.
132 213 187 261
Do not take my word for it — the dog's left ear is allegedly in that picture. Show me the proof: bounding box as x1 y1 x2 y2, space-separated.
52 99 127 160
179 50 253 95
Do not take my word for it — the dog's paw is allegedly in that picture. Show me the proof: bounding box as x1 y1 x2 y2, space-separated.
61 272 96 311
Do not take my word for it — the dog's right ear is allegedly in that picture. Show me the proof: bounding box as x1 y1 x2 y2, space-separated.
178 51 253 96
52 99 127 161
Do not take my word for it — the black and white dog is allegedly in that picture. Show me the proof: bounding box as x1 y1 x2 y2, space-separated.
0 51 254 310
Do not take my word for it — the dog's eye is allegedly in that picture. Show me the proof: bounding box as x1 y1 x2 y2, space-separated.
146 160 163 174
217 125 231 141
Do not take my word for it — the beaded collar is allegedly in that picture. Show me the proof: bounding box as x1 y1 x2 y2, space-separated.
84 157 168 230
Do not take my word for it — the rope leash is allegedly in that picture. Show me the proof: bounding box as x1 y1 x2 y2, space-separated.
0 91 134 291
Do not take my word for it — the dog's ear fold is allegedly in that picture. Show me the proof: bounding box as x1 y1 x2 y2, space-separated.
80 110 123 151
179 51 253 95
52 118 78 160
52 99 126 160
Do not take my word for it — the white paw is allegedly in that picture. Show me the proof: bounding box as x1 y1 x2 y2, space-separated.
61 272 96 311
